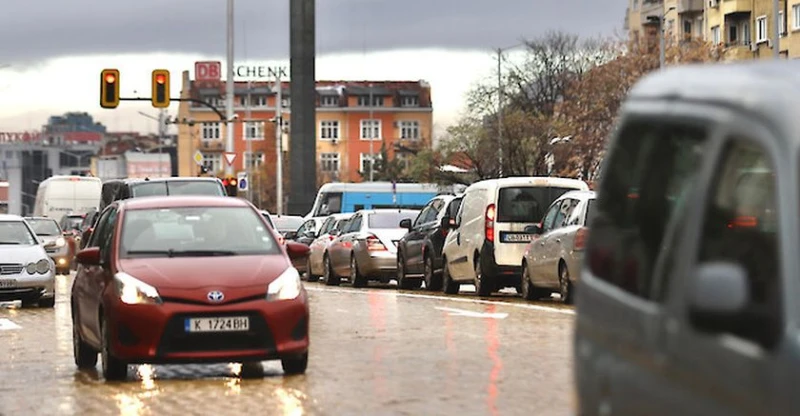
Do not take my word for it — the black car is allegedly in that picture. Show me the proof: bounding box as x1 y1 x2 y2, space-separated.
99 177 227 211
396 194 463 290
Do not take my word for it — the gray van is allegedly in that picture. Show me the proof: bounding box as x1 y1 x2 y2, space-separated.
576 61 799 415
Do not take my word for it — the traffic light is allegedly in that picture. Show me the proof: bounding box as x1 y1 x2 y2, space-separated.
151 69 170 108
224 177 238 196
100 69 120 109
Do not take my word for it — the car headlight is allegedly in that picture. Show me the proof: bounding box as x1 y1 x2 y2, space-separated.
266 267 302 302
55 237 66 247
26 259 52 274
114 272 162 305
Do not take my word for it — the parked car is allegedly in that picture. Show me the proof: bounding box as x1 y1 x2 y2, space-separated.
25 216 71 275
77 208 100 250
306 214 354 282
396 194 463 290
71 196 310 380
99 177 227 211
575 61 796 414
270 215 305 238
0 214 55 307
323 209 419 287
59 213 85 267
441 177 588 296
520 190 595 304
285 217 326 246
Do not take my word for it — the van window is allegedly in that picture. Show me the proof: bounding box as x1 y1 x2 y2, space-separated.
587 119 708 299
497 187 574 223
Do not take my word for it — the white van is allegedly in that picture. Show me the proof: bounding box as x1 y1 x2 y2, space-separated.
33 176 102 219
441 177 588 296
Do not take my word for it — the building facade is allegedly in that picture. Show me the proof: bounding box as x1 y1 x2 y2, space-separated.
175 71 433 183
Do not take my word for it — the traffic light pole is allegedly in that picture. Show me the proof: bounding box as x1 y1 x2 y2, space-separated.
224 0 235 176
275 73 284 216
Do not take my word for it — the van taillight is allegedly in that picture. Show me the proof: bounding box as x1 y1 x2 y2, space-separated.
366 234 387 251
574 227 589 250
485 204 496 242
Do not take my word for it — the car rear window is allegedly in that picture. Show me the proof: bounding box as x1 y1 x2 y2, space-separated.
368 211 419 228
497 187 576 223
272 216 305 232
131 181 224 197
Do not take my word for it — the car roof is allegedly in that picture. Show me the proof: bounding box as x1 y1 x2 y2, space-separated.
0 214 25 222
104 177 222 185
119 195 250 210
628 60 800 146
359 208 420 215
559 190 596 200
23 216 56 221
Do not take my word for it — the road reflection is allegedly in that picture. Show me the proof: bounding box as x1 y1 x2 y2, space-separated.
485 304 502 416
368 291 387 397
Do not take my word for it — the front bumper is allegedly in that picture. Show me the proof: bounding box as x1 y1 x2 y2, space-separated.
0 271 56 302
104 291 310 364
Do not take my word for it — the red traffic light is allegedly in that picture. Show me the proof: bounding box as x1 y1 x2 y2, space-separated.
155 74 166 84
228 178 238 186
104 73 116 84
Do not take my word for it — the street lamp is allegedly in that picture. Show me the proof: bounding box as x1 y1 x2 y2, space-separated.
647 6 676 69
495 42 526 177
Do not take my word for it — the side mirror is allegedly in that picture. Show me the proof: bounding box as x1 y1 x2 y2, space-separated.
399 218 412 230
285 242 310 261
524 224 543 235
303 230 317 239
330 229 341 237
284 231 298 240
43 240 55 248
688 262 749 333
76 247 101 265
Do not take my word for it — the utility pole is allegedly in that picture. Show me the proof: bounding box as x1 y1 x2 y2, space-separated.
224 0 235 176
245 80 253 203
497 48 503 177
368 83 374 182
158 109 167 177
275 73 284 215
774 0 781 59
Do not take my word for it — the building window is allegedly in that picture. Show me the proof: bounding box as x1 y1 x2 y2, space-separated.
360 152 382 173
320 121 340 140
360 120 381 140
244 121 264 140
281 97 291 108
320 95 339 107
683 20 692 37
358 96 384 106
399 120 420 140
254 96 267 106
201 122 221 140
401 96 419 107
202 153 222 174
711 25 721 44
756 16 768 42
779 11 786 35
794 4 800 30
320 153 340 172
244 152 264 169
396 152 412 170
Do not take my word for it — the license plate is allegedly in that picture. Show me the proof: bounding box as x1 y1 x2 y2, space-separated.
501 233 534 243
0 279 16 288
184 316 250 333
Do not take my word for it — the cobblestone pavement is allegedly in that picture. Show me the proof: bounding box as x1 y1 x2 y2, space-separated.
0 274 576 416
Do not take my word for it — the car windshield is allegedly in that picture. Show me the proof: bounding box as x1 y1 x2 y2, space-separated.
27 219 61 236
368 211 419 229
0 221 37 245
63 216 83 230
131 181 224 197
272 216 304 232
497 186 576 223
120 207 281 258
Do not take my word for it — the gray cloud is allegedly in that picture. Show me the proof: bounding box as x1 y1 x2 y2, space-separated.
1 0 625 64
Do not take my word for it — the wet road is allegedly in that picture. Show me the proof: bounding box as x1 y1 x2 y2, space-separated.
0 273 576 416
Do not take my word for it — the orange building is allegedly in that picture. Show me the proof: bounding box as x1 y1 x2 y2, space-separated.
176 71 434 184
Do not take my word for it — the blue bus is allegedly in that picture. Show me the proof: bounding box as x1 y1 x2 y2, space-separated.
306 182 461 218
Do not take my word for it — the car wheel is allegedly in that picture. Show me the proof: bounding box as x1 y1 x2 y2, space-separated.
281 352 308 375
424 255 442 292
38 297 55 308
396 254 416 290
442 261 459 295
20 298 37 308
323 255 340 286
559 264 574 305
101 318 128 381
306 256 319 282
350 256 367 288
240 361 265 379
73 320 98 369
474 257 493 297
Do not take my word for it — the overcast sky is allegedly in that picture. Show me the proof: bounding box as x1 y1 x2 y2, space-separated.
0 0 626 134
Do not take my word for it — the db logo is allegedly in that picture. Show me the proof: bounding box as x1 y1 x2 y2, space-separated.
195 61 221 81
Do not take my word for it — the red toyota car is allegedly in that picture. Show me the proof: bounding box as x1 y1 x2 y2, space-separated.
70 196 310 381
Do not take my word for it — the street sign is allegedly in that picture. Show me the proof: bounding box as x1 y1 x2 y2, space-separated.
193 150 204 166
195 61 221 81
223 152 236 167
237 172 248 191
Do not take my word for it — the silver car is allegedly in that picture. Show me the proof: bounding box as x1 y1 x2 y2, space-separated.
306 213 354 282
0 214 56 307
25 217 71 275
323 209 419 287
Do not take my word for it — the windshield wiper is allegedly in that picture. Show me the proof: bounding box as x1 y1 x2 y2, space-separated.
125 249 237 258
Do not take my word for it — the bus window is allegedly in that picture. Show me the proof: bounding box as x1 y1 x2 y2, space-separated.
319 192 342 216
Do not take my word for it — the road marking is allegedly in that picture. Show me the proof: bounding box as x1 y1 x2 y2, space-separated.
0 318 21 330
435 306 508 319
305 286 575 316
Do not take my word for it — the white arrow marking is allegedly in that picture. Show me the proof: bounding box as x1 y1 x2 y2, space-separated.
0 318 21 330
435 306 508 319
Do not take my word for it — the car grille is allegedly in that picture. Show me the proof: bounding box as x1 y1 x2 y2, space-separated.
156 312 276 356
0 264 24 275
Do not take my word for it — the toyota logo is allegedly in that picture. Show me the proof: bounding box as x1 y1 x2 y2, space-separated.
207 291 225 303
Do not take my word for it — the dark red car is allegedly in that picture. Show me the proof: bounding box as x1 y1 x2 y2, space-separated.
70 196 310 381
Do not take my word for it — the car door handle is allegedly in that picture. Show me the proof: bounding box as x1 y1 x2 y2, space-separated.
555 238 561 243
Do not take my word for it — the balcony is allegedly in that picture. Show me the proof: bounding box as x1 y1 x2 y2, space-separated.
197 140 225 151
677 0 703 13
721 0 751 15
640 0 664 22
724 44 753 60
